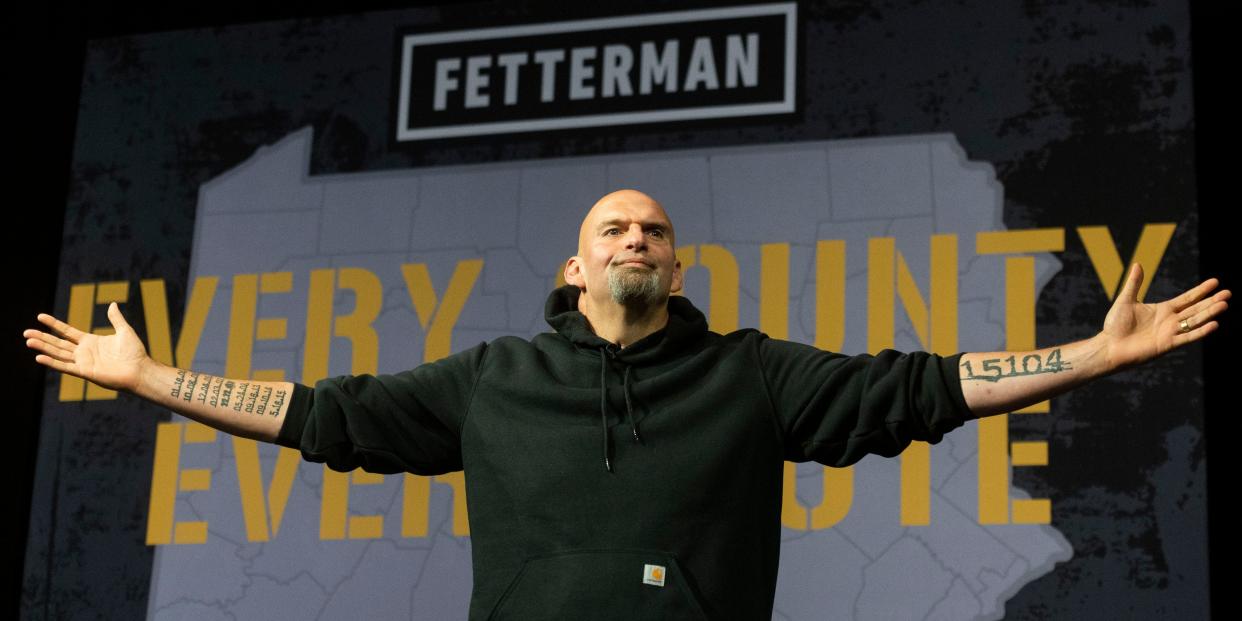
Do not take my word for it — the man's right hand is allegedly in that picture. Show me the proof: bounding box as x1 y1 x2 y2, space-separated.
24 303 292 442
24 302 150 393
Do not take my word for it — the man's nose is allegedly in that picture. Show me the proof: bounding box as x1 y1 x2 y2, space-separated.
623 225 647 249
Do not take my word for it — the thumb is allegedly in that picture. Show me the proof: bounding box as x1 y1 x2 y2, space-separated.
1116 263 1143 303
106 302 133 333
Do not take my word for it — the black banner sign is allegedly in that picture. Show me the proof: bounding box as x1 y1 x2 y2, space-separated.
395 3 797 140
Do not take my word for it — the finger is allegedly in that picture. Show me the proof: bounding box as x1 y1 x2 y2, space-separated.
1172 298 1228 340
25 336 76 363
33 354 81 377
1183 299 1230 328
1171 320 1218 348
36 313 86 343
1116 263 1143 303
1169 278 1221 312
106 302 133 334
1176 291 1228 320
22 328 77 354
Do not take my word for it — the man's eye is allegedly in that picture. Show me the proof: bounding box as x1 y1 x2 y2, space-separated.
647 229 665 238
604 228 621 236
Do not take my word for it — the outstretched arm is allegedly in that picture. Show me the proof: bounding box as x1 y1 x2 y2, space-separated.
24 302 292 442
961 264 1229 417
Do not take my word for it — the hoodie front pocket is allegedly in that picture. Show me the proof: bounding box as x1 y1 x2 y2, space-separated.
488 549 709 620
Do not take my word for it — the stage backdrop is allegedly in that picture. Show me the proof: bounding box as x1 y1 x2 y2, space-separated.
25 2 1203 620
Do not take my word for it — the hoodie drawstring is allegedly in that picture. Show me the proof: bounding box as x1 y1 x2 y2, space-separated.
599 349 612 472
622 366 642 445
599 348 642 472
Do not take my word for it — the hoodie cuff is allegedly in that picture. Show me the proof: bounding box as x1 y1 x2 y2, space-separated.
940 353 976 421
275 383 314 449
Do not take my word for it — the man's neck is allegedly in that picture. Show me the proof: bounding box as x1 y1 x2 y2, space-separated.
578 293 670 348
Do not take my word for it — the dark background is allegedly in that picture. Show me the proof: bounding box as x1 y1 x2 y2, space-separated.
11 0 1234 617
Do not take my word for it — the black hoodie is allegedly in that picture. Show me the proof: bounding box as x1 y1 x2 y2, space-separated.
278 286 973 619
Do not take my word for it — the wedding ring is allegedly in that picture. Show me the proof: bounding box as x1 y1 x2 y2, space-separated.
1178 318 1191 334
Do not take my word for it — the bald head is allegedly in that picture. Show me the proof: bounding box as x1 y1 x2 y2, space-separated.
564 189 684 343
565 188 683 311
577 189 675 255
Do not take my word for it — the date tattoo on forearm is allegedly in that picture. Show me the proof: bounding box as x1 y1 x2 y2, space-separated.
169 371 283 416
960 349 1072 383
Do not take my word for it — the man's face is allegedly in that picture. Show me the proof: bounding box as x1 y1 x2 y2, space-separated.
566 190 682 307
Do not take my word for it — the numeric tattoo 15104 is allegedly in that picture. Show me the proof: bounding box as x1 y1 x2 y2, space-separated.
960 348 1072 383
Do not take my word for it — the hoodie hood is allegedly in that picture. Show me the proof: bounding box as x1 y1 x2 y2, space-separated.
543 285 709 363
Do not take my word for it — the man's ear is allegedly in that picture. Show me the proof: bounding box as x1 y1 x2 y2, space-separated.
670 259 683 294
564 256 585 287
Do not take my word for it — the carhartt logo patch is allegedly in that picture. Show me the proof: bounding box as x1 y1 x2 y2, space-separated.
642 563 666 587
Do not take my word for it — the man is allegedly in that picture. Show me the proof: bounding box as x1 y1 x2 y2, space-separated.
25 189 1229 619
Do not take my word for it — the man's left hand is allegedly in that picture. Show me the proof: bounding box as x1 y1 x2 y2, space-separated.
1101 263 1230 371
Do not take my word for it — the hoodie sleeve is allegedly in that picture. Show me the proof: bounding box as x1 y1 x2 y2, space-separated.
275 342 487 475
758 337 973 467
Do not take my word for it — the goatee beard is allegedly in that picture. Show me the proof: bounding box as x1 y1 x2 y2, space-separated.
608 266 662 306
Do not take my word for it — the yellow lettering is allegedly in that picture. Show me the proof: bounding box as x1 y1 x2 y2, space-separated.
1009 441 1050 523
58 283 94 401
1010 441 1047 465
1012 498 1051 523
401 474 431 537
780 464 804 529
671 247 693 297
975 228 1064 524
678 244 739 333
867 235 959 525
303 267 385 379
305 268 392 540
977 415 1009 524
815 240 846 352
810 466 853 529
303 269 335 384
146 422 216 545
867 236 959 352
234 441 300 542
320 468 386 540
334 268 383 375
868 238 896 352
57 281 130 400
319 468 347 540
435 471 471 536
400 260 484 363
760 243 857 529
86 282 130 399
759 243 790 338
400 472 471 537
139 280 174 368
223 271 292 381
218 271 301 539
225 274 259 378
349 471 386 538
928 235 959 356
139 277 220 369
976 228 1064 254
780 462 854 530
899 442 931 526
146 423 180 544
1077 223 1176 301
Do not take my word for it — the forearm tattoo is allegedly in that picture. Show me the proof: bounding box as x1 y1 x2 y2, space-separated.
960 348 1072 383
232 382 250 412
171 370 186 399
169 371 284 416
269 389 287 416
243 383 261 414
